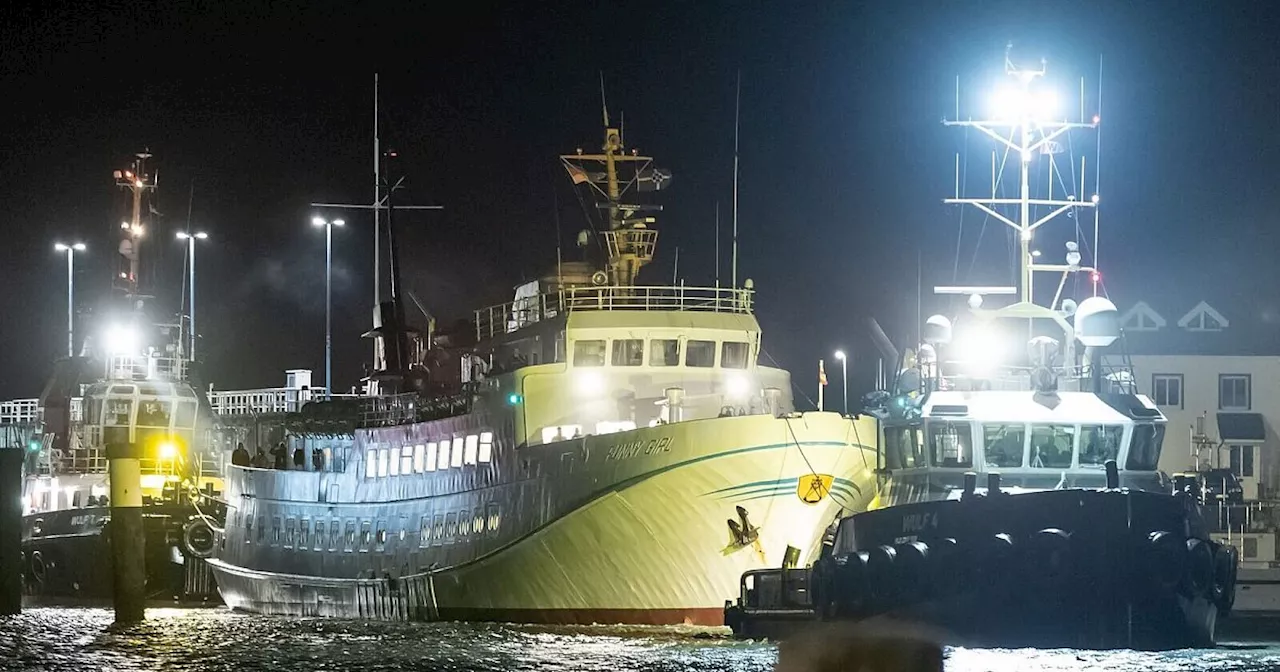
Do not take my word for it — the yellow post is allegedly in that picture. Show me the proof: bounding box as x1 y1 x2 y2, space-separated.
107 440 145 623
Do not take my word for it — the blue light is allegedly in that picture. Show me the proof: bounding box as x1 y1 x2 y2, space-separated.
507 393 522 405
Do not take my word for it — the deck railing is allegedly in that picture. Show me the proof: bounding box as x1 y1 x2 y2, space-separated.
475 284 754 341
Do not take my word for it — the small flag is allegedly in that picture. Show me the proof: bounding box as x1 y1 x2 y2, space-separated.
565 163 590 185
819 359 828 387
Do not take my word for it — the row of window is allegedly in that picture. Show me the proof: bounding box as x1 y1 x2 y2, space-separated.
235 504 503 551
1151 373 1251 411
884 421 1161 472
572 338 750 369
364 432 493 479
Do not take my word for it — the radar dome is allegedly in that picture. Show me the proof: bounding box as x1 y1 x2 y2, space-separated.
1074 296 1120 347
1061 298 1078 317
923 314 952 345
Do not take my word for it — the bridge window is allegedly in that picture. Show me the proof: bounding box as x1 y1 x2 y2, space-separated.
611 339 644 366
419 516 431 548
573 340 606 366
721 342 750 369
175 400 197 429
284 517 295 548
982 424 1026 468
1029 425 1075 469
686 340 716 367
378 448 390 477
926 421 973 469
389 447 400 476
300 518 310 549
438 440 451 470
413 444 425 473
425 442 438 471
885 426 925 469
106 400 132 426
650 339 680 366
1080 426 1123 468
479 432 494 463
1126 424 1163 471
329 520 340 551
400 445 414 474
365 450 377 478
374 521 387 551
344 520 357 552
137 401 170 428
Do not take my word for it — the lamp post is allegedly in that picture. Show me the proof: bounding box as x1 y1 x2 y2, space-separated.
834 349 848 416
175 231 209 360
312 216 345 399
53 242 86 357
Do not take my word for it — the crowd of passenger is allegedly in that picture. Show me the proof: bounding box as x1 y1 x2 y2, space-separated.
229 441 326 471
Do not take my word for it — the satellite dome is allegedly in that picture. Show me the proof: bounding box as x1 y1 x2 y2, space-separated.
1074 296 1120 347
923 314 952 345
1061 298 1078 317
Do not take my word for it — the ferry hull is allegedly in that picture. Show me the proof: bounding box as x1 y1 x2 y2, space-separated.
209 412 877 624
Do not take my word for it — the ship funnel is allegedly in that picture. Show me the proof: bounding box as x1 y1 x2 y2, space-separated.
1074 297 1120 348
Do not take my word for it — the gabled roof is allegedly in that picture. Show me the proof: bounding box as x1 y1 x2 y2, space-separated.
1113 295 1280 357
1176 301 1229 332
1120 301 1167 332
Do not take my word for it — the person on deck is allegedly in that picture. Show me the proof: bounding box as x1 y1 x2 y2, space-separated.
231 442 250 467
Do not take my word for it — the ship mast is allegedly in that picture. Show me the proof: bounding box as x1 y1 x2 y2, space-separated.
560 87 668 287
941 45 1100 355
112 151 157 299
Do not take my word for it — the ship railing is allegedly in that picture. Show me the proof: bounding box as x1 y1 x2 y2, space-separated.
105 354 188 382
923 361 1140 395
358 388 476 429
475 285 755 341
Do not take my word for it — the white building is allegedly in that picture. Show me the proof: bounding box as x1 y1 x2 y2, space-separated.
1114 299 1278 494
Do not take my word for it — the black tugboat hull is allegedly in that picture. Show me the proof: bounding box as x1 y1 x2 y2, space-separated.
725 488 1237 650
20 505 221 605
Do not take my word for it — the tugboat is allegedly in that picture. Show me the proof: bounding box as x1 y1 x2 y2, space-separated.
205 94 879 625
723 48 1238 649
21 152 225 604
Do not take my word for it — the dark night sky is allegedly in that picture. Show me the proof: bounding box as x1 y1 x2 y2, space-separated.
2 1 1279 401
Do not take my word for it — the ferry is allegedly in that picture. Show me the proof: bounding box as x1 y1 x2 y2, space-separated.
724 47 1238 649
205 102 879 625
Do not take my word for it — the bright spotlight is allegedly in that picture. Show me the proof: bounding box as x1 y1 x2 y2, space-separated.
990 85 1059 121
311 216 326 227
158 441 177 459
952 323 1003 375
833 350 846 361
104 323 141 355
575 370 605 396
333 219 345 227
73 243 86 251
725 373 751 400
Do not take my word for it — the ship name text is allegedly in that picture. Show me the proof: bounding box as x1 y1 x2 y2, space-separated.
606 436 673 461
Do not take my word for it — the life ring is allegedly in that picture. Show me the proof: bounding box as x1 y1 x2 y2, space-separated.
1146 531 1185 590
1185 538 1214 598
182 517 216 559
1213 545 1238 613
29 550 47 586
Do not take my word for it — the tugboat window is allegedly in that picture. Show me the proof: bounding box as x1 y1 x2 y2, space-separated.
721 342 750 369
926 422 973 468
479 432 494 463
175 400 197 428
573 340 607 366
650 339 680 366
344 520 357 551
365 450 376 478
360 521 372 551
425 442 438 471
445 512 457 542
686 340 716 367
438 441 451 470
329 520 340 551
464 435 479 465
451 437 465 468
1126 424 1163 471
1080 426 1124 468
400 445 414 474
300 518 310 549
1029 425 1074 469
419 516 431 548
413 444 425 473
284 518 295 548
884 426 924 469
137 400 170 427
314 519 324 551
611 339 644 366
983 424 1026 468
271 517 281 545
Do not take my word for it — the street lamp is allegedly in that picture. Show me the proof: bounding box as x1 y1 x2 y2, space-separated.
833 349 848 416
53 242 86 357
312 216 345 399
175 231 209 359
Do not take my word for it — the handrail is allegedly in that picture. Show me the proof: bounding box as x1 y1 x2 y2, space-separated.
475 284 755 341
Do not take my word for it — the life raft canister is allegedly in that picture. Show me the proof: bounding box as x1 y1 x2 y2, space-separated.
1185 538 1215 598
1146 530 1186 591
29 550 47 585
182 517 216 559
1212 544 1239 613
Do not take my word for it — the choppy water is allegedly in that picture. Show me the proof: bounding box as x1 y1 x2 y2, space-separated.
1 607 1278 671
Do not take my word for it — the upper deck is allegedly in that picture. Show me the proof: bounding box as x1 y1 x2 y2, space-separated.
474 284 754 342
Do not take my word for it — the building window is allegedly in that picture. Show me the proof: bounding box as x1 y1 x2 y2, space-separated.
425 442 438 471
573 340 606 367
1220 375 1251 411
611 339 644 366
1230 445 1256 479
1244 537 1259 559
400 445 414 474
365 449 377 478
1152 374 1183 409
650 339 680 366
721 342 750 369
464 435 479 465
686 340 716 367
479 432 494 463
